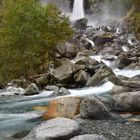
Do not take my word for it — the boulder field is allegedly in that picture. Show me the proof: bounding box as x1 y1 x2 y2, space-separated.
1 16 140 140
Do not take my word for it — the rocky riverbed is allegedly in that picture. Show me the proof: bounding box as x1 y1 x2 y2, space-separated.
0 9 140 140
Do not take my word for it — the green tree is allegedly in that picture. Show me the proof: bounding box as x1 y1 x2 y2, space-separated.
132 0 140 39
0 0 73 82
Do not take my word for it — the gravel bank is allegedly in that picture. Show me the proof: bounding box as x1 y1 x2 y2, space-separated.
78 119 140 140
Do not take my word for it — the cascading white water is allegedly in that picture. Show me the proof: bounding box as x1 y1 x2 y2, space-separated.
71 0 85 21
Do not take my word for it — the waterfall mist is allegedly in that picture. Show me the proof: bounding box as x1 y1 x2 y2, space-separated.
88 0 132 27
40 0 132 27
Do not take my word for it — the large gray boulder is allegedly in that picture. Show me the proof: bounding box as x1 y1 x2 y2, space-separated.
75 56 100 76
22 117 80 140
113 91 140 111
80 96 111 119
50 64 73 83
56 42 78 59
70 134 107 140
111 85 132 95
75 56 100 70
109 75 140 88
86 65 115 87
74 70 89 84
74 18 88 30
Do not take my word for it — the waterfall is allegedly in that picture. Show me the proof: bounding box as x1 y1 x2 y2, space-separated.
71 0 85 21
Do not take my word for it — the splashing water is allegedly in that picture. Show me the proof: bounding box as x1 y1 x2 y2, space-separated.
71 0 85 21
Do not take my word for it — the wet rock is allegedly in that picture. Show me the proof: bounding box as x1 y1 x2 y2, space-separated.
55 58 72 67
109 75 140 88
113 91 140 111
74 70 89 84
80 34 96 50
50 89 59 96
86 65 115 87
12 130 30 139
70 134 107 140
24 83 39 96
22 117 80 140
126 62 140 69
56 42 78 59
51 87 71 97
100 47 116 55
123 80 140 88
74 18 88 30
75 56 100 76
43 97 82 120
60 87 71 95
111 85 132 95
132 74 140 80
75 56 99 69
75 52 88 59
50 64 73 83
44 85 59 91
93 32 114 45
72 64 86 74
80 95 111 119
116 54 132 69
65 42 78 58
108 76 124 86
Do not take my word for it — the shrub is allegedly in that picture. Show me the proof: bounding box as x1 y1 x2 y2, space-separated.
0 0 73 82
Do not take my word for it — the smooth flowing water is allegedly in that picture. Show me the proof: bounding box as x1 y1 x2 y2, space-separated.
0 81 114 139
71 0 85 20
